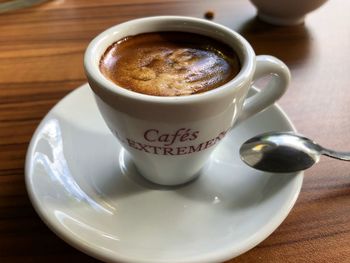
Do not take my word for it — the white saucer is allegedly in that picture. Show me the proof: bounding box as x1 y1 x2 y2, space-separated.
25 84 303 263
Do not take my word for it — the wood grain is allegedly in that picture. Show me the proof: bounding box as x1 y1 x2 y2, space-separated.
0 0 349 262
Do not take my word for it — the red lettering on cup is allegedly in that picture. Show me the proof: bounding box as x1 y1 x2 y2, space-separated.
136 142 150 153
127 138 140 150
164 128 186 146
190 131 199 141
159 133 170 143
127 128 228 156
144 129 159 142
204 138 215 149
176 146 188 155
163 147 174 155
188 143 204 154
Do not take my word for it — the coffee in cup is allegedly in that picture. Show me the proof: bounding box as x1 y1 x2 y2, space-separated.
99 31 241 96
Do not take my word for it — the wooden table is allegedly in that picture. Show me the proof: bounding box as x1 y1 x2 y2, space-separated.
1 0 349 262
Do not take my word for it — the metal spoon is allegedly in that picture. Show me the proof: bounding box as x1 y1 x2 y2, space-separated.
239 131 350 173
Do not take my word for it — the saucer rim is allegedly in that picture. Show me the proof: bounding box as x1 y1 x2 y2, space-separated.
25 83 303 263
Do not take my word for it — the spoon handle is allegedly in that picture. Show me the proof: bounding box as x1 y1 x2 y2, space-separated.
321 148 350 161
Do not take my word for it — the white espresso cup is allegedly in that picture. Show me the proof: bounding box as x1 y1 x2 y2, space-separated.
84 16 290 186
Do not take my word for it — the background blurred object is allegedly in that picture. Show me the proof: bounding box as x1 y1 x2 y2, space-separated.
0 0 50 13
249 0 328 25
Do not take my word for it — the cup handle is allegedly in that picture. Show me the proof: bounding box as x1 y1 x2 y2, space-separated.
235 55 291 126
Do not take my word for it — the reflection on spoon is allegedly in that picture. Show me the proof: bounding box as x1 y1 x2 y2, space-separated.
240 131 350 173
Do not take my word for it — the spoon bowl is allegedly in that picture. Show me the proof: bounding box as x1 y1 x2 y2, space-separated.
240 131 349 173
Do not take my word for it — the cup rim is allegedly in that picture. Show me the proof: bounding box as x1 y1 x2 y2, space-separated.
84 16 256 105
